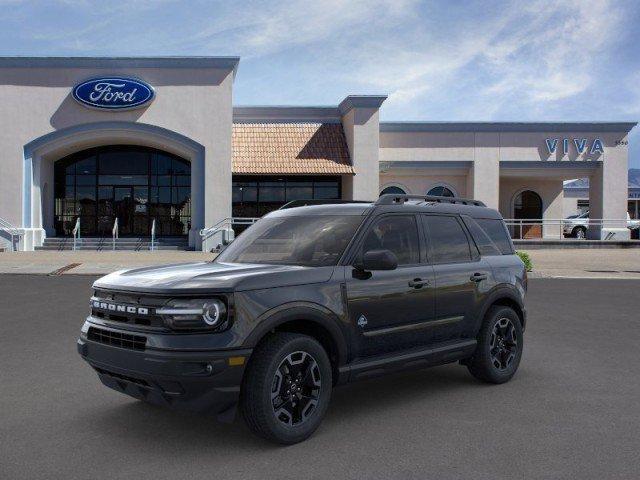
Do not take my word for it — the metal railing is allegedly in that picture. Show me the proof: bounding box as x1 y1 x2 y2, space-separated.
150 218 157 251
112 218 119 251
503 218 638 240
0 217 24 252
200 217 259 242
72 217 81 251
200 217 259 251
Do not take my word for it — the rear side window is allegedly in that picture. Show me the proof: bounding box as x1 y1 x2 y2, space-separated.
422 215 471 263
463 217 502 256
475 218 514 255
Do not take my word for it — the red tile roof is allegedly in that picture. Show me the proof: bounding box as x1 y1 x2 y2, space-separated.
232 123 354 174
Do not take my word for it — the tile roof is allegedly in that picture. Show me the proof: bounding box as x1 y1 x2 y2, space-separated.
232 123 354 175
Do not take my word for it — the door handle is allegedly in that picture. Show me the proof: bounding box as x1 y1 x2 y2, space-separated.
408 278 430 288
470 272 488 282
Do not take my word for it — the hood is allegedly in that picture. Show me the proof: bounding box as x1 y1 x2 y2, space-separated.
93 261 335 295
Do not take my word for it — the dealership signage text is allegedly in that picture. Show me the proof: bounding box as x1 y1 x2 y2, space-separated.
72 77 155 110
545 138 604 156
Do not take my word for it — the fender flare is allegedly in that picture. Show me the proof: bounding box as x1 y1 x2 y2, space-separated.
244 302 349 366
476 286 525 331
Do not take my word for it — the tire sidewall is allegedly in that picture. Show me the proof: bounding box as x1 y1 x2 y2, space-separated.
477 307 524 383
257 336 332 443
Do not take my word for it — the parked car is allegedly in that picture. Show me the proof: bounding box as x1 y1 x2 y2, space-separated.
77 194 528 444
563 211 590 238
564 211 640 239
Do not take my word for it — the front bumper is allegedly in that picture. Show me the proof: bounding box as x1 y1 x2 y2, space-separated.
77 324 251 421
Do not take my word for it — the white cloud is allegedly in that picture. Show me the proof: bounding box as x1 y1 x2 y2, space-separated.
335 0 624 118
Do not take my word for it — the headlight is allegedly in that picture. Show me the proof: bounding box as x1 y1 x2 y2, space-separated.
157 298 228 330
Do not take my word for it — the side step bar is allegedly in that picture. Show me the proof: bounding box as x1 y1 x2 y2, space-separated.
338 339 477 383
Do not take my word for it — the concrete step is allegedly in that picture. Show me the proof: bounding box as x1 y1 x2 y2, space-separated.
35 245 190 251
37 237 191 251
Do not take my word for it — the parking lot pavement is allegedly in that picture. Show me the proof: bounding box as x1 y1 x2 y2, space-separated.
1 275 639 480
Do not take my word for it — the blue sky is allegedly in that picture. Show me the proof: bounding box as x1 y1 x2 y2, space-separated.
2 0 639 167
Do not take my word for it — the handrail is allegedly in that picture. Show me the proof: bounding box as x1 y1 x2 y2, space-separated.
72 217 81 251
0 217 24 252
503 217 637 240
200 217 259 242
150 218 156 251
112 218 119 251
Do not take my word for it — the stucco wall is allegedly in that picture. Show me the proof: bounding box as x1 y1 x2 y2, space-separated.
380 174 468 197
0 61 235 248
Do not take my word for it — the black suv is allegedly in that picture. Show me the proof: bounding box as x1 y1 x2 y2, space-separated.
78 194 527 444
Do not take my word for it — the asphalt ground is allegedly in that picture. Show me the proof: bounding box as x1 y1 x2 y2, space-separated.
1 275 639 480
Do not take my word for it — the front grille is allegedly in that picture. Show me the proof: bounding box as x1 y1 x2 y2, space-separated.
90 290 167 329
88 326 146 351
94 367 149 387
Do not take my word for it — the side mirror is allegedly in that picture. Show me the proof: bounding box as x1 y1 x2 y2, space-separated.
361 249 398 271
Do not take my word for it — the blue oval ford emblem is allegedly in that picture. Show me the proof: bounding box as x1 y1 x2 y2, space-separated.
72 77 155 110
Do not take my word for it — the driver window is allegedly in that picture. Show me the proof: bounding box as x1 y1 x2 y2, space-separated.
361 215 420 265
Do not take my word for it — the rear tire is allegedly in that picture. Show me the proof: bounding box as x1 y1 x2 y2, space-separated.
240 332 332 444
467 306 523 384
574 226 586 239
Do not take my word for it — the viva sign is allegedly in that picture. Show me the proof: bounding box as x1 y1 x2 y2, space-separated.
545 137 604 156
72 77 155 110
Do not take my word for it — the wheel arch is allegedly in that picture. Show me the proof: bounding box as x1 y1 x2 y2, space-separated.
478 288 526 331
244 303 349 383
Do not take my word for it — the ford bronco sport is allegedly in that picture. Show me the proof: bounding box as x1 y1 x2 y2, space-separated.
78 194 527 444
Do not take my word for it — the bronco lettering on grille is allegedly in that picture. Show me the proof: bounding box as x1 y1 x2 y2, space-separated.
92 300 149 315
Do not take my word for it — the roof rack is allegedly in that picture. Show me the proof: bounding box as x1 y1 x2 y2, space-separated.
375 194 486 207
279 199 372 210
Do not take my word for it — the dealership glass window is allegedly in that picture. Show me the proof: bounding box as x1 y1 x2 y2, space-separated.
577 200 590 214
427 185 455 197
380 186 406 196
54 146 190 237
232 176 342 220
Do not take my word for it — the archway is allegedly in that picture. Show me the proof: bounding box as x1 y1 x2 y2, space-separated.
22 121 205 249
54 146 191 237
513 190 543 238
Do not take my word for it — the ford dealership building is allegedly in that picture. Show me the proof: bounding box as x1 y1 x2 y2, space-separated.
0 56 636 250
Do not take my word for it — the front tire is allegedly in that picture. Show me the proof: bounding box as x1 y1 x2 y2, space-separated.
240 332 332 444
467 306 523 384
573 226 586 239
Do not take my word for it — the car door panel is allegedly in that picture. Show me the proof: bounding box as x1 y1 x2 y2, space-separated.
344 214 436 357
422 214 490 342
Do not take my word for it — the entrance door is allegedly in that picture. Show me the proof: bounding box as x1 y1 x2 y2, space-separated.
514 190 543 239
112 187 149 236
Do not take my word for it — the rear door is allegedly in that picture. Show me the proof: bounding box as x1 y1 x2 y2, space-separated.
345 214 436 357
421 214 491 342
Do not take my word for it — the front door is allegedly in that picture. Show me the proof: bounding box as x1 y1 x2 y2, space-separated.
345 214 436 357
109 187 149 236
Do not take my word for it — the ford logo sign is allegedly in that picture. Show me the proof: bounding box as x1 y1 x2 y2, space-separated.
72 77 155 110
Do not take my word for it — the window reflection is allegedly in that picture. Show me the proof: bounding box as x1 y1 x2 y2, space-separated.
54 146 190 237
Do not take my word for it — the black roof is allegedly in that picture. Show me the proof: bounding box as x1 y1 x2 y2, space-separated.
269 196 503 220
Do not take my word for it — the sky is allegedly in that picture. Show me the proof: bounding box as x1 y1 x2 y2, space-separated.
1 0 639 168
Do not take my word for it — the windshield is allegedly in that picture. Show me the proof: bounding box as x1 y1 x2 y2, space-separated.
216 215 364 267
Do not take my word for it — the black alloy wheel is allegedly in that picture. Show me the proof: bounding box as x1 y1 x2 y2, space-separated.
271 351 322 426
241 332 332 444
489 317 518 371
467 305 523 384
